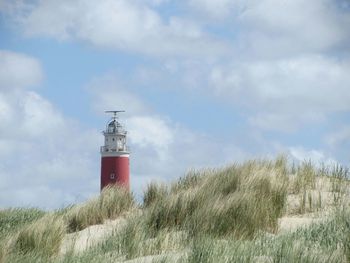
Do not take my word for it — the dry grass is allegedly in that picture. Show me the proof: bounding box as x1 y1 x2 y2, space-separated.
0 186 135 262
1 156 349 262
145 157 289 238
65 186 135 232
143 182 168 208
11 214 66 258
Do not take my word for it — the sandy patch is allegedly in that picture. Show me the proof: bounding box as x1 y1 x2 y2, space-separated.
121 252 184 263
60 218 126 254
278 215 324 233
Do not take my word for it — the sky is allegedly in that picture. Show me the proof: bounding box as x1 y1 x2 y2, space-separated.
0 0 349 209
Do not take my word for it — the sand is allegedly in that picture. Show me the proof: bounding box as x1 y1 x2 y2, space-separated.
60 218 126 255
59 176 350 257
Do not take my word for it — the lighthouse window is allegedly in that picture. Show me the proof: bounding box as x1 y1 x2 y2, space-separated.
110 173 115 179
112 138 115 141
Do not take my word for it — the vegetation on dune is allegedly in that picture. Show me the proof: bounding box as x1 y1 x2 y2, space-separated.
0 208 45 240
145 157 289 238
65 185 134 232
13 214 65 257
0 156 349 262
143 182 168 208
0 208 46 262
0 186 135 262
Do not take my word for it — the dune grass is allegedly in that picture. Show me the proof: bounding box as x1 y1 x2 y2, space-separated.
0 186 135 262
0 208 45 240
145 157 289 239
58 206 350 263
0 214 65 262
187 206 350 263
143 182 168 208
0 208 46 262
13 214 66 257
1 156 349 262
65 185 135 232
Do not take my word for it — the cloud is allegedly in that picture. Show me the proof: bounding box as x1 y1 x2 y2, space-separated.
188 0 245 19
0 50 43 90
326 126 350 147
0 91 101 209
128 116 174 158
240 0 349 55
4 1 349 135
128 121 249 198
289 146 338 167
189 0 350 56
87 74 249 198
87 74 148 116
0 89 100 208
3 0 228 57
0 186 77 209
0 50 101 209
209 55 350 131
1 0 348 208
325 126 350 164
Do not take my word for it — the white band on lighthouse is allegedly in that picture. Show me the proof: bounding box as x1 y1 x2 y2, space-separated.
101 150 130 157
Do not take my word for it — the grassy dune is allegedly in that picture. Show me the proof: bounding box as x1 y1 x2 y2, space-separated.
0 156 349 262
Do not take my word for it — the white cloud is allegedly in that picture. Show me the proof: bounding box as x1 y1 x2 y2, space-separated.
0 50 101 209
0 93 14 128
289 146 338 167
22 92 65 137
128 115 174 158
210 55 350 131
141 0 171 6
0 50 43 90
326 126 350 148
325 126 350 164
128 119 247 191
4 0 228 57
87 75 176 162
0 186 76 209
189 0 245 19
190 0 350 56
240 0 348 54
1 0 348 208
87 74 148 116
0 88 65 140
0 89 101 208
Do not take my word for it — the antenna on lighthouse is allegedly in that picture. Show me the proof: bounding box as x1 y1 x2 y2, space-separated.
105 110 125 120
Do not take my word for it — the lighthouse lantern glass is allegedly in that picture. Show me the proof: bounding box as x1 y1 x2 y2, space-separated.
101 117 129 154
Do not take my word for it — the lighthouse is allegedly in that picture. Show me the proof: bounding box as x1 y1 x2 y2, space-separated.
100 111 130 191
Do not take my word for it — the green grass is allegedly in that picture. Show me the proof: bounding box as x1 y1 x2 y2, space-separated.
58 207 350 263
186 208 350 263
0 186 135 262
65 185 135 232
0 208 45 240
0 157 349 262
143 182 168 208
0 208 46 262
13 214 66 257
145 158 289 238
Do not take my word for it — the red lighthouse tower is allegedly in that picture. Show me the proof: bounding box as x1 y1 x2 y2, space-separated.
100 111 130 191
